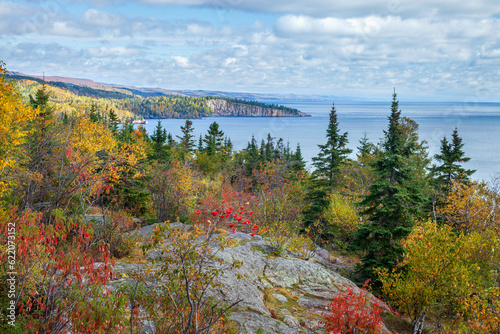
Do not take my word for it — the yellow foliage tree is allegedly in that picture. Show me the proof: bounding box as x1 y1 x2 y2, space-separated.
0 62 38 196
377 221 485 334
437 179 500 232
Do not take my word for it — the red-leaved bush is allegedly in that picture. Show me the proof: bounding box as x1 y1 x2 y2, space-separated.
321 282 383 334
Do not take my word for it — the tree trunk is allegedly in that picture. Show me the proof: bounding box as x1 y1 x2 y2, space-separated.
413 308 427 334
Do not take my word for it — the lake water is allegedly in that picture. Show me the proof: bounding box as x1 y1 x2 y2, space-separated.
139 100 500 182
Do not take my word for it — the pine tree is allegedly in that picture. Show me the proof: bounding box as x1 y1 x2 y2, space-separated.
357 132 375 161
244 135 259 174
29 80 52 117
291 143 306 171
176 120 196 160
197 135 203 152
259 139 266 164
311 102 352 188
88 101 101 123
149 120 169 161
29 80 54 135
265 133 274 162
203 122 224 156
303 103 352 238
431 128 475 188
352 92 429 284
108 109 119 134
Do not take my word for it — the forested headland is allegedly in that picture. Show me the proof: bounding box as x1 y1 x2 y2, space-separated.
1 62 499 334
6 73 306 120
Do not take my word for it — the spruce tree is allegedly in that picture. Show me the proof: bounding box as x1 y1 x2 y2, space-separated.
108 109 119 134
352 92 429 283
176 120 196 159
357 132 376 161
203 121 224 156
197 135 203 152
303 102 351 237
291 143 306 172
311 102 352 188
431 127 475 188
244 135 259 174
149 120 169 161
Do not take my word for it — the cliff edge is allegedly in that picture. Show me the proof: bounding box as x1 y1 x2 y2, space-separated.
207 99 311 117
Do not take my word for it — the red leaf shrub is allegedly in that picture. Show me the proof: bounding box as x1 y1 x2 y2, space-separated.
321 282 383 334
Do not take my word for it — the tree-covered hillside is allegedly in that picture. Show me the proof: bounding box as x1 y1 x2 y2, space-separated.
7 73 302 120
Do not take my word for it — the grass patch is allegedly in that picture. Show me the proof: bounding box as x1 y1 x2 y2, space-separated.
251 244 266 253
262 287 318 325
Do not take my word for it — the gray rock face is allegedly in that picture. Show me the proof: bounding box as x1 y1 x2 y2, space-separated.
231 312 300 334
207 99 311 117
272 293 288 304
109 225 390 334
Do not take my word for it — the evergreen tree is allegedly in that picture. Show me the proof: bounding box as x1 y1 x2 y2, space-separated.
226 137 233 151
29 80 52 117
291 143 306 171
352 92 429 284
29 80 54 135
430 127 475 188
244 135 259 174
259 139 266 164
203 121 224 155
149 120 169 161
303 102 351 237
176 120 196 160
197 135 203 152
311 102 352 188
357 132 376 161
108 108 119 134
88 101 101 123
265 134 274 162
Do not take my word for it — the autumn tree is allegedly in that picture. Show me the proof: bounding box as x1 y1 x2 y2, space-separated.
0 62 38 197
352 92 429 283
377 221 487 334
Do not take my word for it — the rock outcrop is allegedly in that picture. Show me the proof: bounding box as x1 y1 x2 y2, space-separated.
109 225 389 334
207 99 311 117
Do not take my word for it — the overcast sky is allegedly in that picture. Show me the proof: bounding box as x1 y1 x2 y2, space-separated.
1 0 499 101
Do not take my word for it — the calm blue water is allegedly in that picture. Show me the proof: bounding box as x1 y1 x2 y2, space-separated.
139 100 500 182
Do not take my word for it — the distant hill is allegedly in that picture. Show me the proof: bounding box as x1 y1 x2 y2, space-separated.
7 71 332 102
5 72 311 118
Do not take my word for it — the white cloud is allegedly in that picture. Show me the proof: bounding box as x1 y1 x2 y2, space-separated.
0 1 36 17
87 46 141 57
81 9 124 27
47 21 92 37
1 0 499 100
171 55 190 67
137 0 500 18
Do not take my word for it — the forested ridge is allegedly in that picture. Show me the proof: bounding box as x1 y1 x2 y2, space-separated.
1 62 499 334
7 73 302 120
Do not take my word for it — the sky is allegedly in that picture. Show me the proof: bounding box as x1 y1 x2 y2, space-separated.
1 0 500 101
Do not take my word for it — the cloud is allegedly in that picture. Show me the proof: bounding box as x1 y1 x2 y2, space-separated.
81 9 124 27
171 55 190 67
87 46 141 57
1 0 499 100
0 1 36 17
137 0 500 18
47 21 93 37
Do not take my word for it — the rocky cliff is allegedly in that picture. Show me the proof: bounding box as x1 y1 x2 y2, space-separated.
108 223 390 334
207 99 311 117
